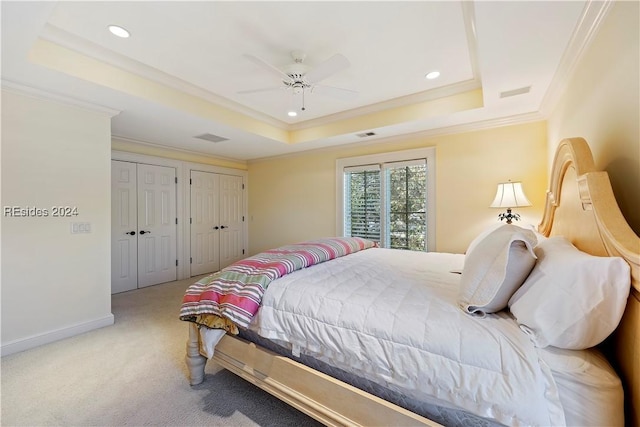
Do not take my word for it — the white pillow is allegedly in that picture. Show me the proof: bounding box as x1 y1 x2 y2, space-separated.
458 224 537 317
508 236 630 350
466 223 543 255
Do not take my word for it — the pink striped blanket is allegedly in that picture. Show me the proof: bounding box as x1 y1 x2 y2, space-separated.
180 237 376 331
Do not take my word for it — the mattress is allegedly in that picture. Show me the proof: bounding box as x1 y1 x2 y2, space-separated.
241 248 623 426
237 328 500 427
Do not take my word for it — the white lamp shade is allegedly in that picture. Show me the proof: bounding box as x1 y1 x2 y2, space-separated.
490 181 532 208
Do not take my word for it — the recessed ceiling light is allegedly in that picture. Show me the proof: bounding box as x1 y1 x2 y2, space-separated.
425 71 440 80
108 25 130 38
287 111 297 117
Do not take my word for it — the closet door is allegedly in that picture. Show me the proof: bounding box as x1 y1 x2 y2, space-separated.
219 174 244 269
111 161 138 293
137 164 178 287
190 171 220 276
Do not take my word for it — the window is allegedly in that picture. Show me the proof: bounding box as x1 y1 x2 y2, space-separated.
344 165 381 242
385 160 427 250
337 148 435 251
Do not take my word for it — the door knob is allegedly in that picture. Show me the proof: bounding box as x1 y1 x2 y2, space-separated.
125 231 136 235
213 226 219 230
139 230 151 235
220 225 228 229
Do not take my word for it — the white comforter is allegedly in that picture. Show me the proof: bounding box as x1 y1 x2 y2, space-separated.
248 248 565 426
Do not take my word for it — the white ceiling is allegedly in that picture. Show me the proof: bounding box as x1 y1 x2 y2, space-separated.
1 1 607 161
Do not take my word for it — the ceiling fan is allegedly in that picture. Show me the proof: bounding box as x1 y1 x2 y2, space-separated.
237 51 358 114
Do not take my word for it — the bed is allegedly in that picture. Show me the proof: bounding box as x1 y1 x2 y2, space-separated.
181 137 640 426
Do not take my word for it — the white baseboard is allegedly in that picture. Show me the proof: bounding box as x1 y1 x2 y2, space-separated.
1 314 115 357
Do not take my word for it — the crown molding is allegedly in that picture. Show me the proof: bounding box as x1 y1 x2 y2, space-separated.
1 79 121 117
438 111 545 136
539 0 614 117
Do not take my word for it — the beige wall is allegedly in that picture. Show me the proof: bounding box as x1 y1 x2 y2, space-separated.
548 1 639 234
1 90 114 354
248 121 548 255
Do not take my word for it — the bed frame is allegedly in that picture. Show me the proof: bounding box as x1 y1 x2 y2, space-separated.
186 137 640 426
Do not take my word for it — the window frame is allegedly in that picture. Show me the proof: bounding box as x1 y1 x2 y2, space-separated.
336 147 436 251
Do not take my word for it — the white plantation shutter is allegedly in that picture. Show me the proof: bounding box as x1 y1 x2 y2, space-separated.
344 165 381 242
383 159 427 250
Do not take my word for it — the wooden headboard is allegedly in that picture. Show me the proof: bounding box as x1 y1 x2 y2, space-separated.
539 138 640 425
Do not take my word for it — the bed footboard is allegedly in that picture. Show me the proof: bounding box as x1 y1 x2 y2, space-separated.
209 333 441 427
184 322 440 426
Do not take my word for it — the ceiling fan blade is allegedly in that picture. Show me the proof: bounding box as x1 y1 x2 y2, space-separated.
305 54 350 84
243 54 291 81
312 84 359 101
237 86 284 95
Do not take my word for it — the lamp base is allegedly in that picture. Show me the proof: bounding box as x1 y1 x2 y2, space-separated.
498 208 521 224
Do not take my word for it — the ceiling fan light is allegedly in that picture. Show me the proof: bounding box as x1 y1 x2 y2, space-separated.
425 71 440 80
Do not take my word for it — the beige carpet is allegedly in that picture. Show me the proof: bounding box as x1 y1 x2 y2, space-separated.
1 276 322 426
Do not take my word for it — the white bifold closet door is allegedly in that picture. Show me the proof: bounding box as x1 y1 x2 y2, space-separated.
190 171 244 276
111 160 177 294
112 161 138 293
137 163 178 287
190 171 220 276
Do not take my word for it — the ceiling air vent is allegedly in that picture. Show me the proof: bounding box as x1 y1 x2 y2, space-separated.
499 86 531 98
194 133 229 143
356 131 377 138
